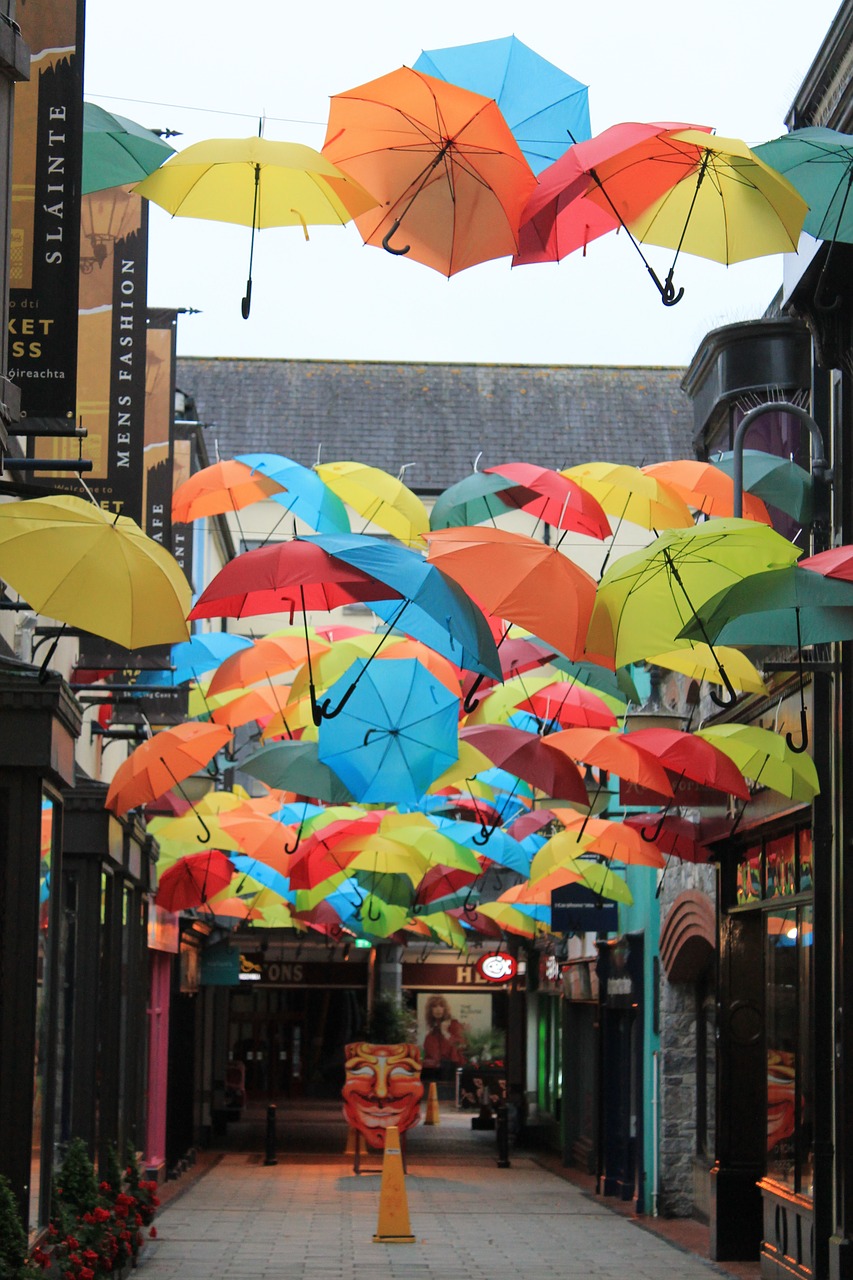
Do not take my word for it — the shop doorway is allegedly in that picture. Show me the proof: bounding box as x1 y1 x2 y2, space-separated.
229 1014 303 1100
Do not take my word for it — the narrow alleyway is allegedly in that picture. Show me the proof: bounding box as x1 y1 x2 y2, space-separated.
142 1103 758 1280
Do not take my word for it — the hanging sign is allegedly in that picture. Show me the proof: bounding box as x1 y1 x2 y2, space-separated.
475 953 517 984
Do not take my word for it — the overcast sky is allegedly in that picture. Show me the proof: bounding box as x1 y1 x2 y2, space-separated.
83 1 841 368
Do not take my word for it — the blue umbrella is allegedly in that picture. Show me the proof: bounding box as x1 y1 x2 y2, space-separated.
133 633 253 688
317 658 460 804
413 35 590 175
229 855 294 901
236 452 350 534
432 817 532 876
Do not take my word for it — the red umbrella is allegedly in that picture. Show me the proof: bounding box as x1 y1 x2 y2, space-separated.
484 462 611 540
288 815 383 889
623 726 749 800
155 850 235 912
799 545 853 580
429 793 506 826
624 812 705 863
513 121 710 269
506 809 557 840
526 681 617 729
459 724 588 805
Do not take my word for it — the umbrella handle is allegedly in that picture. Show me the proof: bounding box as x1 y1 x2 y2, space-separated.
785 704 810 755
463 673 486 714
657 267 684 307
709 665 739 708
241 278 252 319
284 820 304 855
640 810 668 843
382 219 411 256
317 679 357 721
472 825 492 847
462 880 480 914
366 897 382 922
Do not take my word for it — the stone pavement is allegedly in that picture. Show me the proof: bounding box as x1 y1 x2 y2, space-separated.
143 1102 749 1280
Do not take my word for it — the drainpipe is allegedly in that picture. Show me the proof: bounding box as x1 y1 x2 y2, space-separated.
652 1049 659 1217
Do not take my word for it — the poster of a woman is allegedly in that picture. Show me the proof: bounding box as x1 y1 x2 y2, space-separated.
422 994 466 1074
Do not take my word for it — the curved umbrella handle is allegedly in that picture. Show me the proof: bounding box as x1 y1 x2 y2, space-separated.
194 812 212 844
463 672 486 715
472 825 492 847
660 269 684 307
462 880 479 915
241 279 252 319
382 218 411 256
785 705 809 755
640 811 667 843
366 897 382 923
709 664 739 709
284 819 304 855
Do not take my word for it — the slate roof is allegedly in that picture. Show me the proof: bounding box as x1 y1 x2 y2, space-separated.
175 358 694 492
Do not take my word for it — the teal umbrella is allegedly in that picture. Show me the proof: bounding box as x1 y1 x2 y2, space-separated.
754 127 853 244
83 103 176 195
238 739 356 804
711 449 813 524
429 472 524 530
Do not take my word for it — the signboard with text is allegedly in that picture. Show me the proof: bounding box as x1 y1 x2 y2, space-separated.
551 884 619 935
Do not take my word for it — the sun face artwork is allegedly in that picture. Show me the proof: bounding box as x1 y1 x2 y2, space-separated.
342 1042 424 1149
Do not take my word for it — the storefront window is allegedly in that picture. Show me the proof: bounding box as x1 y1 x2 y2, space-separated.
765 905 813 1195
799 830 813 892
737 845 761 904
766 834 797 898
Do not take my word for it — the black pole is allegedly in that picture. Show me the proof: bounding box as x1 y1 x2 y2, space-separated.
263 1103 278 1166
496 1102 510 1168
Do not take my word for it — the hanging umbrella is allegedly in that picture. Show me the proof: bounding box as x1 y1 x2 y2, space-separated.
207 632 330 697
532 823 664 871
322 65 537 274
218 805 300 870
0 494 191 650
512 120 712 274
678 565 853 751
562 461 694 533
236 452 351 534
157 634 254 686
524 681 618 730
585 518 801 690
425 526 598 662
83 102 176 195
413 35 590 175
532 857 634 905
172 459 286 525
464 673 561 726
476 902 542 938
314 461 429 547
239 739 357 804
316 659 460 805
646 644 767 695
484 462 611 540
459 724 589 806
429 471 530 531
642 460 772 523
155 850 235 912
710 449 814 524
695 725 820 802
622 727 750 799
753 127 853 306
135 135 379 316
624 812 705 863
546 727 675 800
210 683 294 732
105 721 233 815
799 544 853 581
407 909 468 949
594 130 807 304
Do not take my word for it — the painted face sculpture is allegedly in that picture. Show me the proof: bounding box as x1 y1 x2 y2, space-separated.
342 1042 424 1148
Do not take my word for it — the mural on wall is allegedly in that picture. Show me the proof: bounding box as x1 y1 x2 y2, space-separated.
341 1042 424 1149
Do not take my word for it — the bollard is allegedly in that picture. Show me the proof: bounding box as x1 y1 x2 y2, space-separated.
495 1101 510 1168
264 1103 278 1166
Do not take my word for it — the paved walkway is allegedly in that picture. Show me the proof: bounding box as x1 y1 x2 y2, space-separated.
143 1103 749 1280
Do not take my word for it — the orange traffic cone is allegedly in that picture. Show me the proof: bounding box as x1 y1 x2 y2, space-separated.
372 1124 415 1244
424 1082 440 1125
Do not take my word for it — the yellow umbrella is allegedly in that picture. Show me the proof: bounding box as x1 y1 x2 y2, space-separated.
562 462 694 531
647 644 767 694
464 674 556 725
427 742 495 791
135 135 379 317
0 494 190 649
530 830 597 880
315 461 430 547
407 911 467 949
476 902 543 937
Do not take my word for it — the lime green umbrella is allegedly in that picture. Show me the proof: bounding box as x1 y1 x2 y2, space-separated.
586 518 800 684
695 725 819 802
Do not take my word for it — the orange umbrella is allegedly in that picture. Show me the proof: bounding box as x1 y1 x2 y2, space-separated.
105 721 233 815
172 459 286 524
546 727 674 799
210 684 294 732
155 849 235 912
555 814 666 867
376 638 463 697
322 66 537 275
218 806 299 871
207 632 330 696
425 527 597 661
642 460 771 523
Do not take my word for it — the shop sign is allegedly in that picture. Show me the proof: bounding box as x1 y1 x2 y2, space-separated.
201 942 240 985
238 955 368 986
551 885 618 934
476 953 517 984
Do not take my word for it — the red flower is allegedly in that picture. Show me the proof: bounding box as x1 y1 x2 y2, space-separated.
79 1268 95 1280
149 1227 158 1239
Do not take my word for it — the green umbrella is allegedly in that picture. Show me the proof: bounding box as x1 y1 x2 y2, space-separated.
711 450 813 524
753 127 853 244
429 472 526 530
239 739 356 804
83 103 176 195
696 725 820 802
678 566 853 650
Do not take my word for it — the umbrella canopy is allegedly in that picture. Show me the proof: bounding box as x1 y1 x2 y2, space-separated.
799 545 853 581
317 659 460 804
678 566 853 649
546 727 675 799
513 120 710 268
460 723 589 806
562 461 694 531
314 461 429 547
236 452 351 534
83 102 175 194
429 471 528 531
695 725 820 801
172 459 286 523
239 739 356 804
105 722 233 815
155 850 235 912
622 727 750 800
711 450 814 524
525 681 618 730
207 632 330 696
0 494 191 649
646 644 767 694
322 66 537 275
586 518 801 672
425 526 598 661
642 460 772 523
413 35 590 175
753 127 853 244
558 814 667 867
135 135 379 315
624 812 705 863
484 462 611 539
